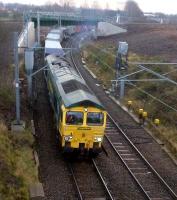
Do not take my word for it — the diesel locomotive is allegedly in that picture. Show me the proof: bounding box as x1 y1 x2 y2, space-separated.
44 28 107 155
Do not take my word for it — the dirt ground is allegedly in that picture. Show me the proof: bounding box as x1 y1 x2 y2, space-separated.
98 24 177 62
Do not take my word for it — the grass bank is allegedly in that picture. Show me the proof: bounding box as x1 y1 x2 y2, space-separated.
0 18 38 199
0 123 38 200
82 42 177 158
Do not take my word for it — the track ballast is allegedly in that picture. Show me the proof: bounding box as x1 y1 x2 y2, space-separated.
66 32 177 200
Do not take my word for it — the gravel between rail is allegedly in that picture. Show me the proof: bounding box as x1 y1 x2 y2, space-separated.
69 33 177 197
33 47 142 200
33 50 77 199
31 33 177 200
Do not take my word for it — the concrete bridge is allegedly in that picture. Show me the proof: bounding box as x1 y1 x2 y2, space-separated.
24 11 111 27
19 11 116 51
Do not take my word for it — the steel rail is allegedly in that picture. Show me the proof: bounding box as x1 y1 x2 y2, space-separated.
106 114 177 200
68 160 114 200
69 38 84 78
65 33 177 200
67 36 151 200
68 163 83 200
65 36 114 200
105 132 152 199
67 34 177 200
92 159 114 200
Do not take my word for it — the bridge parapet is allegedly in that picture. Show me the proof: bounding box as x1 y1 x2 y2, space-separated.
24 11 113 26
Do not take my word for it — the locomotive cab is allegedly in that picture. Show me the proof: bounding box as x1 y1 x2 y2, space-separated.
59 105 107 154
45 55 107 156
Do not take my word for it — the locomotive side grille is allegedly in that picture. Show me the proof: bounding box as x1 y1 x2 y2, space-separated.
62 80 91 94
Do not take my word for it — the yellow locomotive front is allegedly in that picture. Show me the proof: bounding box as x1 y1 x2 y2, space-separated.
45 55 107 156
59 105 107 154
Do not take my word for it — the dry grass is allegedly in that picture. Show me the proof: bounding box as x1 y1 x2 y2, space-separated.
0 19 38 199
83 43 177 158
0 123 38 200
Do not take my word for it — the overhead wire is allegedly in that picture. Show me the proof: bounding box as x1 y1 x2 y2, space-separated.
85 43 177 113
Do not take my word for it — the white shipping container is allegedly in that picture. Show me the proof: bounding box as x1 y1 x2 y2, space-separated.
45 40 64 56
97 22 127 37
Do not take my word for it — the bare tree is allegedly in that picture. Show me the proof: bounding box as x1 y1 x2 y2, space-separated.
82 0 89 8
124 0 143 17
105 2 109 10
67 0 76 8
45 0 52 6
91 0 101 9
117 1 124 11
57 0 64 6
59 0 75 8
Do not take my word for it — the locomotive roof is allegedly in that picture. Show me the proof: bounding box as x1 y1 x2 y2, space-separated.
46 55 104 110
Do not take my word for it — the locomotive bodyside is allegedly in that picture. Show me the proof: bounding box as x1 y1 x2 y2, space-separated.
45 55 107 155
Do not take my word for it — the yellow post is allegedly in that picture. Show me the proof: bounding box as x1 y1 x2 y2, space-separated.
142 111 148 124
138 109 143 124
143 111 147 118
127 100 132 110
138 108 143 114
154 119 160 126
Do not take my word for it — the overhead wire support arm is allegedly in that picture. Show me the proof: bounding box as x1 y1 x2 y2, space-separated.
128 82 177 113
29 64 48 77
116 69 145 80
129 62 177 65
125 78 166 82
138 64 177 86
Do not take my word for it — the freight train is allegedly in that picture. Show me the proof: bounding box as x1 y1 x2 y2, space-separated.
44 26 107 155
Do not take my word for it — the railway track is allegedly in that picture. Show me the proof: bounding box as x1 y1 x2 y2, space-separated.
32 42 115 199
63 38 145 200
33 49 79 199
67 159 114 200
66 33 177 200
61 39 115 197
105 115 177 200
32 33 177 200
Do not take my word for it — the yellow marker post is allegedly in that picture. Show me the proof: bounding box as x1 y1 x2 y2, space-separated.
143 112 147 118
138 109 143 124
142 111 148 125
127 100 132 110
154 119 160 126
138 108 143 115
138 109 143 118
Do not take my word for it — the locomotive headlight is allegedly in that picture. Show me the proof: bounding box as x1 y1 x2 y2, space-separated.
64 135 73 141
94 136 102 142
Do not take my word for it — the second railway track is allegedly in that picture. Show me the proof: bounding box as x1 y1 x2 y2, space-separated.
105 115 177 200
31 32 177 200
